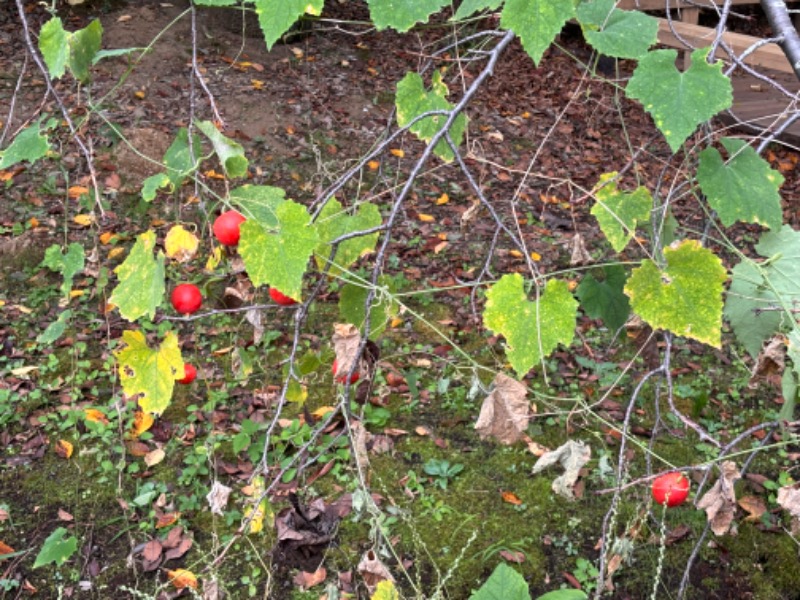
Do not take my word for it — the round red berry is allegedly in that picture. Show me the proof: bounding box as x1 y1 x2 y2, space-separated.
652 472 690 507
213 210 246 246
171 284 202 315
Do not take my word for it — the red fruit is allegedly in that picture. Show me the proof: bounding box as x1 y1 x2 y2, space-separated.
213 210 246 246
178 364 197 384
171 284 202 315
269 288 298 306
652 472 690 507
332 359 360 384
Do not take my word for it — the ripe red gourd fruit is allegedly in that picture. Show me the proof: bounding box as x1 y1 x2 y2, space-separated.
332 359 359 384
213 210 246 246
652 472 690 507
178 364 197 384
171 284 202 315
269 288 298 306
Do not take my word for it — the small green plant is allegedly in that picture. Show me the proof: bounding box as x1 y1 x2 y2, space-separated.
423 458 464 490
572 557 599 594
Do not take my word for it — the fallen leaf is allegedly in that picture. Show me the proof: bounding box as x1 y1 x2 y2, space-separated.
570 233 592 265
390 148 404 158
0 541 15 556
697 461 741 536
129 410 154 438
206 481 232 516
777 485 800 532
749 336 785 387
293 567 327 590
532 440 591 500
155 512 180 529
164 225 199 263
142 539 162 562
84 408 109 424
499 549 525 563
358 549 395 594
738 495 767 522
167 568 198 590
144 448 165 467
55 439 73 459
73 214 94 227
474 373 530 444
57 509 74 522
501 490 523 505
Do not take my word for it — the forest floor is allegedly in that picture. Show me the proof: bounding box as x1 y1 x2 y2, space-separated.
2 1 800 599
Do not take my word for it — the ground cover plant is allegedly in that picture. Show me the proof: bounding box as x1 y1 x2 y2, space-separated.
2 0 800 598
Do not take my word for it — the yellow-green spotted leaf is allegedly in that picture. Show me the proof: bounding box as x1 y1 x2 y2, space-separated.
164 225 199 263
501 0 575 66
591 172 652 252
368 0 450 32
109 231 165 322
577 0 658 59
625 239 726 347
396 71 467 162
239 200 319 301
314 199 382 275
626 48 732 153
371 580 400 600
114 330 183 415
255 0 323 50
484 274 577 378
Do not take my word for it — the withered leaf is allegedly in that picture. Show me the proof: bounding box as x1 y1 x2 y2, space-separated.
332 323 361 378
749 336 785 387
570 233 592 266
293 567 327 591
474 373 530 444
532 440 591 500
206 481 233 516
357 549 395 594
738 495 767 522
697 461 741 536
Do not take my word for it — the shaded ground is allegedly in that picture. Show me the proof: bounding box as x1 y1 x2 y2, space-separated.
2 1 800 599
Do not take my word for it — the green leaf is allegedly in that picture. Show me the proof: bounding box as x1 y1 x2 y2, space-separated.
0 117 52 170
33 527 78 569
469 562 530 600
626 48 732 152
368 0 450 31
339 276 399 339
395 71 467 162
229 184 285 227
782 330 800 421
255 0 323 49
42 242 85 297
195 0 238 4
38 309 73 345
233 431 251 454
93 47 145 64
536 591 588 600
577 0 658 59
453 0 504 20
484 275 577 378
501 0 575 66
371 579 401 600
109 231 165 322
724 225 800 357
697 138 784 230
239 200 319 301
590 172 651 251
163 128 201 188
314 199 382 275
195 120 248 178
38 17 69 79
141 173 172 202
68 19 103 83
625 239 727 347
576 265 630 331
114 330 184 415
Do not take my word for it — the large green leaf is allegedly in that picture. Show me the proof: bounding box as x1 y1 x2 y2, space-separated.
314 199 382 274
255 0 323 49
724 225 800 357
576 265 630 331
196 120 248 179
109 230 165 322
33 528 78 569
590 172 651 251
42 242 85 297
0 116 53 170
453 0 504 21
577 0 658 59
697 138 784 230
68 19 102 83
469 562 530 600
114 330 183 415
229 184 286 226
338 276 398 339
395 71 467 162
625 239 726 347
368 0 451 32
38 17 69 79
239 200 319 301
484 275 577 378
626 48 732 152
163 128 202 188
37 17 102 83
501 0 575 66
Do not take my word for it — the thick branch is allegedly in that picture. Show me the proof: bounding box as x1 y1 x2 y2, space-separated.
761 0 800 80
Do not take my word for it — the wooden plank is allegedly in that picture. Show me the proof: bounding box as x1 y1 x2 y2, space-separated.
656 18 792 72
618 0 761 10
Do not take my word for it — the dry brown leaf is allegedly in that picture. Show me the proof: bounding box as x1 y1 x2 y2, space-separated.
532 440 591 500
0 541 15 556
749 336 785 388
357 549 395 594
167 568 198 590
777 486 800 532
206 481 232 516
293 567 327 590
570 233 592 266
499 549 525 563
142 539 162 562
474 373 530 445
57 508 74 522
55 439 73 459
738 495 767 522
501 490 523 505
697 461 741 536
144 448 165 467
332 323 361 380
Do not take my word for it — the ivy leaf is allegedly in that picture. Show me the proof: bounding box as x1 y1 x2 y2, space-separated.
109 230 165 322
453 0 503 21
338 276 399 339
626 48 732 152
625 239 727 347
697 138 784 230
33 528 78 569
229 184 285 226
239 200 319 301
114 330 183 415
68 19 102 83
577 0 658 59
484 275 577 378
195 120 248 179
42 242 85 297
396 71 467 162
0 117 53 170
367 0 450 32
469 562 530 600
724 225 800 357
314 199 382 274
501 0 575 66
591 172 651 252
255 0 323 49
38 17 69 79
576 265 630 331
141 173 172 202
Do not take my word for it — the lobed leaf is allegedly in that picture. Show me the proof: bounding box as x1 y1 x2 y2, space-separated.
109 230 165 322
368 0 450 32
577 0 658 59
314 199 382 275
590 172 651 252
255 0 323 49
501 0 575 66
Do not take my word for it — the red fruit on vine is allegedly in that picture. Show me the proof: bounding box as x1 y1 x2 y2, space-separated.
171 284 202 315
332 359 360 384
178 364 197 384
213 210 246 246
652 472 690 507
269 288 298 306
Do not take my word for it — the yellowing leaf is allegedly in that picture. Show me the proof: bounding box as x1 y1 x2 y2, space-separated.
69 290 84 298
530 251 541 261
371 579 400 600
312 406 335 418
501 490 523 505
84 408 109 425
164 225 199 263
390 148 404 158
129 410 155 438
418 213 434 222
243 476 273 534
73 214 94 227
509 249 523 258
368 160 380 171
435 193 449 205
109 230 165 322
167 569 198 590
55 440 73 459
108 247 125 260
390 317 403 328
28 217 40 228
205 246 223 271
99 231 115 245
134 90 146 99
114 330 183 415
251 79 265 90
68 186 89 199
